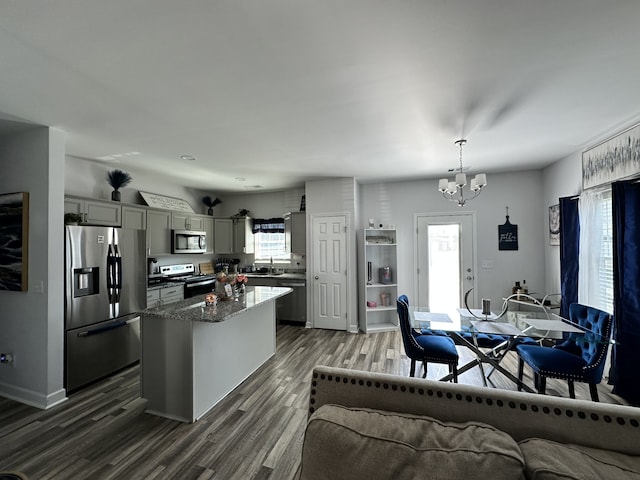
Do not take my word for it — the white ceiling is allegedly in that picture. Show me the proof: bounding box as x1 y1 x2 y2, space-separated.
1 0 640 193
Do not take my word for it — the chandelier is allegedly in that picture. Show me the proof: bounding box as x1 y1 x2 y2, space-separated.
438 139 487 207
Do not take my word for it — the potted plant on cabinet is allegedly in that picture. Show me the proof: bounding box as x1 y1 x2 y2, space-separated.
202 196 222 215
64 213 84 225
106 169 132 202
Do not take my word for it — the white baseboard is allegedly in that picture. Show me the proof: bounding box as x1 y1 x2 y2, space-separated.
0 380 67 409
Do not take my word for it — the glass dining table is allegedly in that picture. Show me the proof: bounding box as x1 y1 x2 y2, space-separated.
408 306 589 392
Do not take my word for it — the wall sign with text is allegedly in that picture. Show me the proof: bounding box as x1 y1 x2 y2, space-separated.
498 214 518 251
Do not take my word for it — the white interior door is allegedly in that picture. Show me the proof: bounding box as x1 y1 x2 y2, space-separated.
311 215 348 330
416 213 476 315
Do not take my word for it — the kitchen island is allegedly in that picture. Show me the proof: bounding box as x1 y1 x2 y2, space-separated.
141 286 291 423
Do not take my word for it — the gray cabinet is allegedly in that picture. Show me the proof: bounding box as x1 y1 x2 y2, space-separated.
285 212 306 254
172 213 205 231
147 285 184 308
233 217 254 254
214 218 233 254
147 209 172 256
122 205 147 230
65 196 121 226
203 216 214 254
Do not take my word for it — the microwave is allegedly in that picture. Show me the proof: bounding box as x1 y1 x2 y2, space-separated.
172 230 207 254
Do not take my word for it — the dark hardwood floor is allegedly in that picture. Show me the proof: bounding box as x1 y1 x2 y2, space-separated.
0 324 628 479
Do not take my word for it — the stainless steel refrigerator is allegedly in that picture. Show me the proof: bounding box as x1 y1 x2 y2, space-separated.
64 225 146 391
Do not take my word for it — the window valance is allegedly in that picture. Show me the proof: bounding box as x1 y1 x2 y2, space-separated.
252 218 285 234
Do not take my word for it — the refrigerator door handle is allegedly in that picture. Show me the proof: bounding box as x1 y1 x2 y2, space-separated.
107 245 116 302
77 320 127 337
113 244 122 300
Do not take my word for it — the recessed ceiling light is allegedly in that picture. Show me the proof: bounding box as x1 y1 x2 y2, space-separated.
96 151 141 161
181 155 196 161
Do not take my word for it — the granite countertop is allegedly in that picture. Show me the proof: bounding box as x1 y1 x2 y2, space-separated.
142 285 292 323
245 273 306 280
147 282 184 291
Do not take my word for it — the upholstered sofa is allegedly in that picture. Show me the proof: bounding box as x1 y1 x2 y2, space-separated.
299 366 640 480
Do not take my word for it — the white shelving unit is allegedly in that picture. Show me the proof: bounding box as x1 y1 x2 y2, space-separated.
358 228 398 333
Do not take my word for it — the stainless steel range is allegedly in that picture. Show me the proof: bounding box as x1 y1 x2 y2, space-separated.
158 263 217 298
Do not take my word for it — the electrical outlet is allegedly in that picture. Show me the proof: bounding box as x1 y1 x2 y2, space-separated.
0 353 15 366
481 260 494 269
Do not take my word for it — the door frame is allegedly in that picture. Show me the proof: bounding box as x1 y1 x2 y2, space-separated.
413 211 478 310
308 212 353 332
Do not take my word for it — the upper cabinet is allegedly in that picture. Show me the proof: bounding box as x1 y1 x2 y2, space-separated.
65 196 121 226
214 218 233 254
233 217 254 254
171 212 205 231
203 216 214 254
147 209 172 256
122 205 147 230
285 212 306 254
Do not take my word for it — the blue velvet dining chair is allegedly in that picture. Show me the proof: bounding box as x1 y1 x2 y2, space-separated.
516 303 613 401
397 295 459 382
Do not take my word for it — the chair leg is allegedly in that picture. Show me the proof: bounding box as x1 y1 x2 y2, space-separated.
538 376 546 395
422 361 427 379
589 383 600 402
409 359 416 377
567 380 575 399
517 358 524 391
451 364 458 383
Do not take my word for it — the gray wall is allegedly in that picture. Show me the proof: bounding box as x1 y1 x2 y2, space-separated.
359 170 546 310
66 155 204 211
541 151 582 296
0 126 67 408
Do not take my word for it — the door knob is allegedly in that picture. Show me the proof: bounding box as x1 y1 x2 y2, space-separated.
466 275 473 280
314 275 319 280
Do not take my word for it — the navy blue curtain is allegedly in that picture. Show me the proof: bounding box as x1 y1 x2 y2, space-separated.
251 218 285 234
610 180 640 405
559 196 579 319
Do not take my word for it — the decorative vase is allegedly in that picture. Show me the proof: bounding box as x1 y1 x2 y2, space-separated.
111 190 121 202
207 207 213 216
234 284 245 296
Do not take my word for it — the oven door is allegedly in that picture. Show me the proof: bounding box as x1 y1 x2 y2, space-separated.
184 278 216 298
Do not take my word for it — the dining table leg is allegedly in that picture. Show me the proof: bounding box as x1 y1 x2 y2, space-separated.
439 332 536 393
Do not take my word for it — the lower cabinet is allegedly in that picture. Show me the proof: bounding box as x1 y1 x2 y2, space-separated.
147 285 184 308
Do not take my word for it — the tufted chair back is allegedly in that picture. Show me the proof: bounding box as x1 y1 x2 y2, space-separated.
397 296 421 357
567 303 613 383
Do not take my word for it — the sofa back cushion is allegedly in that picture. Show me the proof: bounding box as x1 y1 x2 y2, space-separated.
300 404 525 480
519 438 640 480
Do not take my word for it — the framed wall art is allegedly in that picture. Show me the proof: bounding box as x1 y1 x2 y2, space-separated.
582 122 640 190
0 192 29 291
549 204 560 246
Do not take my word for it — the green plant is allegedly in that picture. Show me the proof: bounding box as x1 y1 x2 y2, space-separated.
232 208 250 218
106 169 132 190
64 213 83 224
